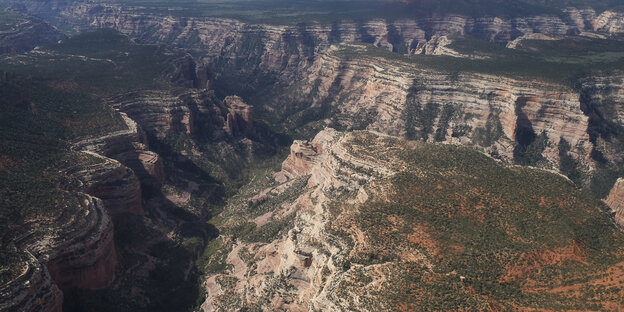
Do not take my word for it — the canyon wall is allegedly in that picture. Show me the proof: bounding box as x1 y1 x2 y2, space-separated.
108 89 254 141
204 129 624 310
4 1 624 78
605 178 624 226
2 103 177 311
73 113 165 190
270 45 596 174
0 252 63 312
1 195 116 312
203 129 399 311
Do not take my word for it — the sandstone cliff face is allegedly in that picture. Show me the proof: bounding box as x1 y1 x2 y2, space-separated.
204 130 624 311
202 129 399 311
109 89 255 141
65 152 144 215
1 194 117 312
0 111 171 310
223 95 254 137
605 178 624 227
0 252 63 312
44 196 117 290
578 75 624 162
44 4 623 73
273 45 593 172
5 1 623 79
73 112 165 191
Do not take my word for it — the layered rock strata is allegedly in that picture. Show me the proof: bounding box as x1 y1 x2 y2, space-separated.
274 45 594 172
52 4 624 71
1 195 117 311
0 110 170 310
4 1 624 77
73 112 164 192
109 89 255 140
605 178 624 226
0 252 63 312
203 129 400 311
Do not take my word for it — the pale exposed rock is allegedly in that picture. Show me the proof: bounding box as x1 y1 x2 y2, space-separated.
605 178 624 227
203 130 399 311
41 3 624 74
110 90 255 141
282 46 593 171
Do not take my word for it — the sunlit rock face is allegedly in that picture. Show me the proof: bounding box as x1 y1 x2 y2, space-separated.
606 178 624 227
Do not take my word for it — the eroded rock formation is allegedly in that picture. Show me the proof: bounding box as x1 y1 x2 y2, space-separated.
109 89 255 140
269 45 596 174
1 195 117 312
203 129 398 311
606 178 624 226
73 113 165 190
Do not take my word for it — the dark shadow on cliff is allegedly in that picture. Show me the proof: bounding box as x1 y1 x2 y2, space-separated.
513 97 548 166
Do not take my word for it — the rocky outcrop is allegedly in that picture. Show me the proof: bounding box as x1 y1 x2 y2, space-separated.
0 9 65 55
272 44 593 172
204 129 624 310
3 1 623 78
166 54 211 89
35 4 621 74
578 75 624 163
65 152 143 215
2 109 173 310
44 196 117 290
605 178 624 227
223 96 254 137
2 194 117 311
73 112 164 191
0 252 63 312
202 129 397 311
109 89 255 140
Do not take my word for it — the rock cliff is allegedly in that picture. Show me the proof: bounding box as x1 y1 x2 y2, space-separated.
203 129 397 311
605 178 624 226
73 112 165 191
109 89 255 140
203 129 624 311
269 44 595 175
5 2 624 76
0 252 63 312
1 194 116 311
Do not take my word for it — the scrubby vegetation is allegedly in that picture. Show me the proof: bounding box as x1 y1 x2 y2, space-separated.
336 35 624 87
0 29 179 96
93 0 624 24
0 71 124 285
0 30 234 312
341 132 624 310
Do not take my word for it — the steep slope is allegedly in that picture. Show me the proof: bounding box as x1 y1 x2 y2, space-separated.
0 28 285 312
203 129 624 311
258 44 597 178
54 4 624 76
0 8 65 55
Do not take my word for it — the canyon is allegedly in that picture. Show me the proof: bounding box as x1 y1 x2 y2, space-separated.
1 0 624 311
203 129 624 311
